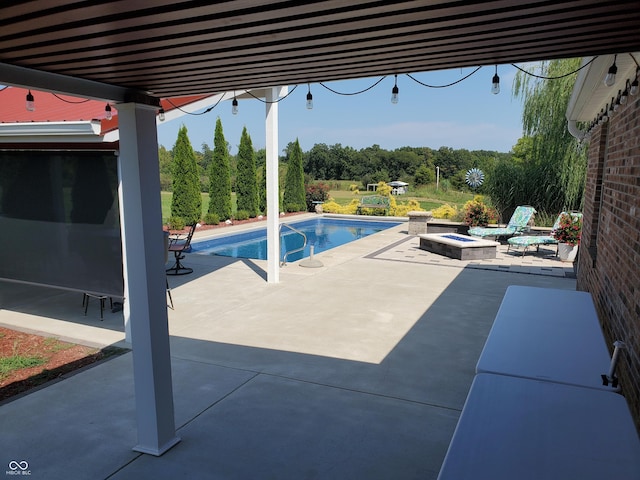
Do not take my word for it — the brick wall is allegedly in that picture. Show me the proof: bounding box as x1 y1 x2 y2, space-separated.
577 95 640 431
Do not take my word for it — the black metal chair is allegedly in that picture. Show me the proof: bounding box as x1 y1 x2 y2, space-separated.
166 223 196 276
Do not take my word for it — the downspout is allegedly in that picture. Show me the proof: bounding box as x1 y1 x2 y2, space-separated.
567 119 585 141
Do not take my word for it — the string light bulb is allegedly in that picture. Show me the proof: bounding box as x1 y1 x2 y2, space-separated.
306 84 313 110
604 54 617 87
104 103 112 120
630 72 639 96
25 90 35 111
232 95 238 115
391 74 399 104
158 107 165 122
491 65 500 94
620 81 629 105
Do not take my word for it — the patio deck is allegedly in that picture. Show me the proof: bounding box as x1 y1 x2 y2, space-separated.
0 220 577 479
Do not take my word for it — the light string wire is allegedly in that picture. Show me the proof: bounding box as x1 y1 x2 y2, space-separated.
406 66 482 87
510 56 598 79
14 54 634 119
319 76 386 95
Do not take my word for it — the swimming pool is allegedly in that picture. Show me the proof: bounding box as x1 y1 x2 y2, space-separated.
190 217 401 262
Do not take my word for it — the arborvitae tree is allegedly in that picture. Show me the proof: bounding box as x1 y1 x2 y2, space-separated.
235 127 258 217
208 118 232 220
171 125 201 224
282 138 306 212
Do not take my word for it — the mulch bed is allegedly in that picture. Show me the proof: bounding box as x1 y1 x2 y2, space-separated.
0 326 127 403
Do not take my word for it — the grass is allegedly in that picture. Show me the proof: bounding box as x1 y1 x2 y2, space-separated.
43 337 74 353
0 355 46 380
161 192 239 223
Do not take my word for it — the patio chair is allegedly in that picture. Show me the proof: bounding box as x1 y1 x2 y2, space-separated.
166 223 197 276
468 205 536 240
506 211 582 257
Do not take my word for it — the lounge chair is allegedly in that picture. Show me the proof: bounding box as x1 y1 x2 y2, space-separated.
166 223 197 275
468 205 536 240
506 211 582 257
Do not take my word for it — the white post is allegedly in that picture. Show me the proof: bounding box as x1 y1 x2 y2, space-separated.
436 166 440 190
265 87 283 283
116 102 180 455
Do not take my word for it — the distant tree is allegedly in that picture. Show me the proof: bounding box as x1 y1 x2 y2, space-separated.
207 118 232 221
158 144 173 191
282 138 306 212
414 164 435 185
235 127 258 217
171 125 201 224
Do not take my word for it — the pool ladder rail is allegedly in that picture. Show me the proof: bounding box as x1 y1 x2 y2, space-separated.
279 222 307 266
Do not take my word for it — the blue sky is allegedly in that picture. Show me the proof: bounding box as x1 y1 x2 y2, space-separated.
156 65 524 155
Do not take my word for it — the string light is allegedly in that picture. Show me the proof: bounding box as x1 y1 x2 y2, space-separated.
391 74 399 104
491 65 500 94
604 54 617 87
25 90 35 111
104 103 112 120
158 107 165 121
306 84 313 110
630 70 639 96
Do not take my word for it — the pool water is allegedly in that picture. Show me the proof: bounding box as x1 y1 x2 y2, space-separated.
190 217 401 262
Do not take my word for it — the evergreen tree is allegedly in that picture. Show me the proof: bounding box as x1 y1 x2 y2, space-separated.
171 125 201 224
282 138 306 212
208 118 232 220
235 127 258 217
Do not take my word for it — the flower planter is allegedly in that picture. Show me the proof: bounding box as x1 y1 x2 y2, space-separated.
558 242 578 262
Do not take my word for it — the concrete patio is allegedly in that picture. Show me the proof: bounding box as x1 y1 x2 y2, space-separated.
0 220 577 479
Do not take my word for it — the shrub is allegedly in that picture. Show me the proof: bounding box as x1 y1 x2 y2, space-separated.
167 216 186 230
321 199 359 214
462 196 496 226
234 210 250 221
432 204 458 219
203 212 220 225
391 199 423 217
305 182 331 212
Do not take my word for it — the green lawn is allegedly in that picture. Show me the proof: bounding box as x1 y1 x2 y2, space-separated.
161 191 236 223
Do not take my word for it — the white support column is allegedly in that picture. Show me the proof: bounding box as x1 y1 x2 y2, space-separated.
116 102 180 456
265 87 284 283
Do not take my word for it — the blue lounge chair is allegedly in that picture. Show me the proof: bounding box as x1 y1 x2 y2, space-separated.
468 205 536 239
506 211 582 256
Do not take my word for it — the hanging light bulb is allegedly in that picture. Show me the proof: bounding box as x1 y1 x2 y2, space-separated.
602 104 609 122
630 73 639 96
604 55 617 87
620 81 629 105
306 84 313 110
491 65 500 95
391 74 399 104
232 94 238 115
158 107 166 122
25 90 35 111
104 103 112 120
614 91 621 111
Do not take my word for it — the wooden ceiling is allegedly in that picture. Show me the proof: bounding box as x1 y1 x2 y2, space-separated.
1 0 639 101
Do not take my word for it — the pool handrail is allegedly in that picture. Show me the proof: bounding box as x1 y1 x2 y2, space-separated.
279 223 307 266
